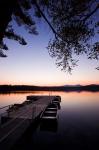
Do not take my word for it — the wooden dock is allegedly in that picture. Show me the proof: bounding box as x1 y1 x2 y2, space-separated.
0 95 60 150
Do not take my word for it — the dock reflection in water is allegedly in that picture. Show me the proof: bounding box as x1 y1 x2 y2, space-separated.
40 120 58 132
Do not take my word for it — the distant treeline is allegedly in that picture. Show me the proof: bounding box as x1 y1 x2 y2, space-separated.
0 85 99 93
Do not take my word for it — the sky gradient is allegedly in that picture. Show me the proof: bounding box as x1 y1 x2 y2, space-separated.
0 20 99 86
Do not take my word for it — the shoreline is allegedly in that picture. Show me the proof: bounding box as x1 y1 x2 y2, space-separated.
0 85 99 93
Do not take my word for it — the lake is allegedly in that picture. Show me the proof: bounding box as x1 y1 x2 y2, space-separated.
0 91 99 150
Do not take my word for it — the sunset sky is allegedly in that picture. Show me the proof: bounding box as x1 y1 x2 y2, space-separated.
0 20 99 86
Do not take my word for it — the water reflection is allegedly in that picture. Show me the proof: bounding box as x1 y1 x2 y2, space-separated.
40 120 58 132
0 91 99 150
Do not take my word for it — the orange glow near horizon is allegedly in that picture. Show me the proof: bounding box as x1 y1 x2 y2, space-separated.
0 80 99 86
0 78 99 86
0 91 99 108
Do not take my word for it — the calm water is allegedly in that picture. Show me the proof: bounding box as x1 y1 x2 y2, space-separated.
0 91 99 150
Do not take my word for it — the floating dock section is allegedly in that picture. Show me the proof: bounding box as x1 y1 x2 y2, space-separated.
0 95 61 150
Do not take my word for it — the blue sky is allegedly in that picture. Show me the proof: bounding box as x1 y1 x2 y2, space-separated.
0 19 99 86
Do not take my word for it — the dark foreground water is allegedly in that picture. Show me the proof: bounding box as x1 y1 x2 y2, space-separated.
0 91 99 150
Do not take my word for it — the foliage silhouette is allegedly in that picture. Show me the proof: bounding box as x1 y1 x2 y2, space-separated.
0 0 99 72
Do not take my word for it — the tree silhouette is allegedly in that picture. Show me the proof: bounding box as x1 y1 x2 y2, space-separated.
0 0 99 72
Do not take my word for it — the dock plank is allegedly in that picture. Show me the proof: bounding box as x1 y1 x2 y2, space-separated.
8 96 54 119
0 95 57 150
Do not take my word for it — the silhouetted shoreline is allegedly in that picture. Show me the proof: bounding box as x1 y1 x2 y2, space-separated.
0 84 99 93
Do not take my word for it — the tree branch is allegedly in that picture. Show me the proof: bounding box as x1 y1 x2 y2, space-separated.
5 31 27 45
83 4 99 23
33 0 57 36
33 0 70 43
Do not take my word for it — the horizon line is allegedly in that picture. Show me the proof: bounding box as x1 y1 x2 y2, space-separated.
0 84 99 87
